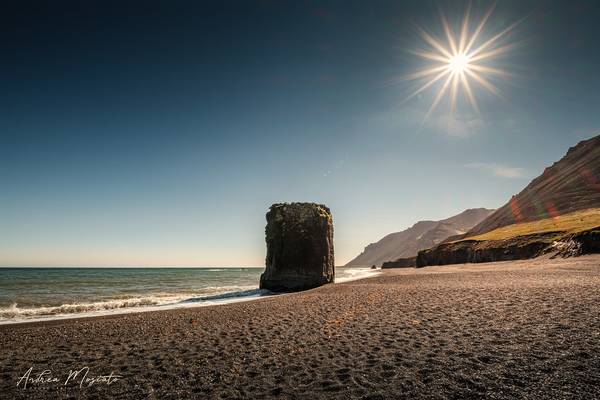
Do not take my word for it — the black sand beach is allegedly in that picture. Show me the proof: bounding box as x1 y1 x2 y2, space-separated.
2 255 600 399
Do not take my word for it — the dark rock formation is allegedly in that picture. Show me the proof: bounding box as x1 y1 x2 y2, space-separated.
416 233 556 267
260 203 334 292
382 257 416 269
574 228 600 253
551 228 600 258
416 227 600 267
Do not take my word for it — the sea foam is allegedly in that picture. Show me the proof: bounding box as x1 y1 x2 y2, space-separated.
0 268 379 324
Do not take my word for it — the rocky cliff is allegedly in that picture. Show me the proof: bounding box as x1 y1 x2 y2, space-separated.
381 257 417 269
417 228 600 267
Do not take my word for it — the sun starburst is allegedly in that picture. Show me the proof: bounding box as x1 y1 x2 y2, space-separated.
405 3 522 120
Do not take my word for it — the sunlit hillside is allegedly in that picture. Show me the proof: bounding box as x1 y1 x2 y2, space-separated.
463 208 600 242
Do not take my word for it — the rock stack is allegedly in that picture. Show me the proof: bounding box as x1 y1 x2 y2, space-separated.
260 203 335 292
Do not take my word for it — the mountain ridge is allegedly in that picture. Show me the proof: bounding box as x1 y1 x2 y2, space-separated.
346 208 495 267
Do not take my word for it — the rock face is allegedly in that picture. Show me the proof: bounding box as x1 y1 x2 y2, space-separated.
381 257 417 269
416 233 555 267
574 228 600 254
260 203 334 292
416 227 600 267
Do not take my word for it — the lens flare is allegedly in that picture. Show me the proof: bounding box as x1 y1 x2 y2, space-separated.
404 3 522 119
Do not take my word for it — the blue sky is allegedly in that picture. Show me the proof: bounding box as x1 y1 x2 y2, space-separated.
1 0 599 266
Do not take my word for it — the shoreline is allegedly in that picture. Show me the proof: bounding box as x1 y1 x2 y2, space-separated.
2 256 599 399
0 268 380 326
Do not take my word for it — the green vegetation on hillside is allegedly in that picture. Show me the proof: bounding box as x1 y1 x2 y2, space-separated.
463 208 600 242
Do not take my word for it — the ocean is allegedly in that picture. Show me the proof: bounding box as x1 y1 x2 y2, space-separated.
0 267 376 324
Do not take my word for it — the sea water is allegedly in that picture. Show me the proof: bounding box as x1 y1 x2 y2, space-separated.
0 267 377 324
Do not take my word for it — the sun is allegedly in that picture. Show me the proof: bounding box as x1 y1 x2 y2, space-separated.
448 53 470 74
404 4 522 119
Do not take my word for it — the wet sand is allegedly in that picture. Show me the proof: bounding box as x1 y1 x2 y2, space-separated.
1 255 600 399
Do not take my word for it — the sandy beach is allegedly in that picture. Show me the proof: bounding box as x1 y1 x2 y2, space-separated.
2 255 600 399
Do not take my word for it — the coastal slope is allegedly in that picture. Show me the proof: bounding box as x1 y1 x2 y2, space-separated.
418 134 600 267
346 208 494 267
469 134 600 236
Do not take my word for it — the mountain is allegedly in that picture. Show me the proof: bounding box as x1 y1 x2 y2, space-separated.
418 134 600 267
346 208 495 267
467 134 600 237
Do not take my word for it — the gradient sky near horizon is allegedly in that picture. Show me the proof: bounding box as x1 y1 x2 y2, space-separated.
1 0 599 266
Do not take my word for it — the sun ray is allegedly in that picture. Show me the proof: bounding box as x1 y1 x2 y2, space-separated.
402 64 451 81
468 64 510 78
465 69 501 97
460 71 479 113
463 3 495 54
415 26 454 59
404 69 452 103
425 71 455 119
408 49 451 64
467 18 522 59
468 42 522 63
440 13 458 56
458 2 471 53
450 72 460 111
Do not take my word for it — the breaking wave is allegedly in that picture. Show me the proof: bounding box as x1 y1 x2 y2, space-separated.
335 267 380 283
0 268 377 324
0 285 262 322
